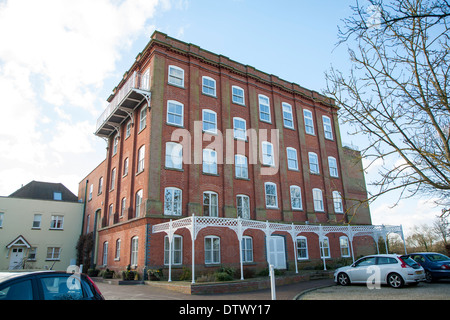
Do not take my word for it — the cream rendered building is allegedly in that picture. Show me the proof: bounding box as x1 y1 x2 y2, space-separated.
0 181 83 271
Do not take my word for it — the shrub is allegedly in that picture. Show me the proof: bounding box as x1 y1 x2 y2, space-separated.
215 272 234 282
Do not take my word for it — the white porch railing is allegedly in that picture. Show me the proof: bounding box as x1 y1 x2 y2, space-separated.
96 71 150 133
152 216 406 283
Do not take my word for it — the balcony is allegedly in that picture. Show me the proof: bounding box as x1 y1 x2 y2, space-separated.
95 71 151 138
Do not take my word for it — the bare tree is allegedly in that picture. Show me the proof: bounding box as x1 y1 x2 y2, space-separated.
407 224 438 250
433 213 450 246
326 0 450 211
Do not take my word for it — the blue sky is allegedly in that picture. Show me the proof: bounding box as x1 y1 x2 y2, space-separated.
0 0 441 236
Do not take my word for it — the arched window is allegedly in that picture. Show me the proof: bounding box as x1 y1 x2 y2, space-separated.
203 191 218 217
204 236 220 264
296 236 308 260
313 188 324 212
130 236 138 267
265 182 278 208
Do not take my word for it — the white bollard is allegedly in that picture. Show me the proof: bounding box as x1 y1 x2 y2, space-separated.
269 265 276 300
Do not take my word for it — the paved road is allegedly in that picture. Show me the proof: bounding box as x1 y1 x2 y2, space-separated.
94 278 334 300
298 279 450 300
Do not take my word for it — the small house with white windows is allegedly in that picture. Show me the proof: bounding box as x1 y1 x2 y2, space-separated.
0 181 83 270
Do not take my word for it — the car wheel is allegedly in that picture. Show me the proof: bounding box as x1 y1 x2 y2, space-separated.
337 272 350 286
387 273 404 288
425 270 433 283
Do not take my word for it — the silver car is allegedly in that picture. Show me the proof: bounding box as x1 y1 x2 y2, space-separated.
334 254 426 288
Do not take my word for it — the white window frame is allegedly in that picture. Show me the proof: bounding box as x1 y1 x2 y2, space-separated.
135 189 143 218
50 215 64 230
232 85 245 105
167 100 184 127
265 182 278 209
202 76 216 97
98 177 103 194
108 204 114 225
113 134 119 155
320 236 330 258
233 117 247 140
204 236 220 264
89 184 93 200
164 235 183 265
296 236 309 260
110 168 116 191
235 154 248 179
322 115 333 140
328 156 338 178
115 239 121 260
202 109 217 134
139 106 147 131
165 142 183 169
262 141 274 166
126 121 131 138
258 94 271 123
340 236 350 257
32 214 42 229
313 188 324 212
286 147 299 170
333 191 344 213
303 109 315 135
164 187 182 216
309 152 319 174
168 65 184 87
203 191 218 217
282 102 294 129
131 237 138 267
46 247 61 261
123 158 129 176
137 145 145 173
236 194 250 219
102 242 108 266
242 236 253 263
202 149 218 174
121 197 126 217
290 185 302 210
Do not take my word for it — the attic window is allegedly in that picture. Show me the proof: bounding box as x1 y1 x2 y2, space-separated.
53 192 62 201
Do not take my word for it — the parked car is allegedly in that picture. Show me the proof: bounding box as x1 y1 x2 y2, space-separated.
405 252 450 282
334 254 425 288
0 271 104 300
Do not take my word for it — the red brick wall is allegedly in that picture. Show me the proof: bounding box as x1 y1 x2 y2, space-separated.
80 32 373 275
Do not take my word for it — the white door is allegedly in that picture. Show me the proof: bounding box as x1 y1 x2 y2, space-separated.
268 236 286 269
9 247 24 270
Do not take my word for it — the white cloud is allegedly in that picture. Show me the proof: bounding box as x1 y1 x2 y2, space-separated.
371 196 441 237
50 121 96 154
0 0 167 195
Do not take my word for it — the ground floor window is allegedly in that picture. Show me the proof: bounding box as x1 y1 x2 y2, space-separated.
296 236 308 260
241 236 253 262
102 242 108 266
205 236 220 264
131 237 138 267
320 237 330 258
340 236 350 257
164 235 183 265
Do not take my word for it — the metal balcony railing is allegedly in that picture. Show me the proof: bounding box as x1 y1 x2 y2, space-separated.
96 71 150 133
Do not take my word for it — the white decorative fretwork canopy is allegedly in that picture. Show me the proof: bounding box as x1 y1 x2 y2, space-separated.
152 215 406 283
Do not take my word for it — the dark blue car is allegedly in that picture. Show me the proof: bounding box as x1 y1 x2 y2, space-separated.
407 253 450 282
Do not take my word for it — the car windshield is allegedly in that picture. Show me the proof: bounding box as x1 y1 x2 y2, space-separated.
425 253 450 262
400 256 420 269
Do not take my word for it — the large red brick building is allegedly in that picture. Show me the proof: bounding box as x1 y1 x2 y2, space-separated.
78 31 391 280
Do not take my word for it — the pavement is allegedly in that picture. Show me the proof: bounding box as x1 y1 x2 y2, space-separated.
94 278 335 300
298 279 450 300
94 277 450 300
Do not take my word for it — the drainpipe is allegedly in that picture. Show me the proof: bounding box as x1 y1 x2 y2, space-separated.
81 179 88 235
90 210 99 269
